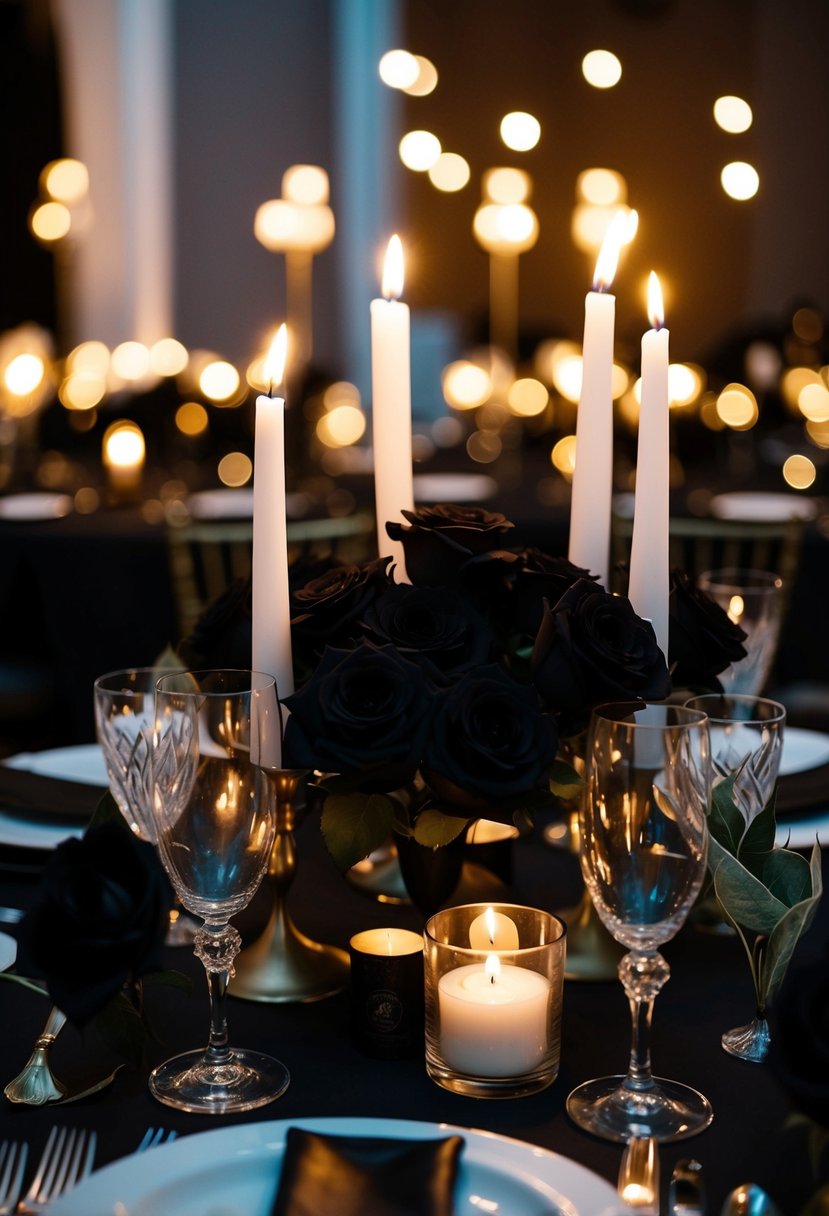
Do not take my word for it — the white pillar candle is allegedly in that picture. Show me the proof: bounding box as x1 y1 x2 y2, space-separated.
350 928 423 957
370 234 414 582
568 211 635 589
628 272 670 660
252 325 294 769
438 955 551 1077
468 906 520 952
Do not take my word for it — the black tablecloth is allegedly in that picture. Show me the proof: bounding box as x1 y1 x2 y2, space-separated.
0 802 826 1215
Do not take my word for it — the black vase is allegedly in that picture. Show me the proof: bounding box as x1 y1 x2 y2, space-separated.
392 830 467 919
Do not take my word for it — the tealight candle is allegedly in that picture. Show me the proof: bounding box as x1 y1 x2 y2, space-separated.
438 954 551 1078
424 903 566 1097
468 906 520 952
349 928 424 1059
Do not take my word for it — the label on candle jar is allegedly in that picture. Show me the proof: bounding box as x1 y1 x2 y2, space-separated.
438 961 551 1078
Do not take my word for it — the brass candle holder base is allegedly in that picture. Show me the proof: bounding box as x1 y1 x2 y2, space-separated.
560 887 624 982
230 769 349 1004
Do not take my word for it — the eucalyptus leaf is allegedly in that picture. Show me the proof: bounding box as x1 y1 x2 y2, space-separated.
751 847 812 908
88 790 123 830
709 836 789 935
549 758 583 801
413 810 471 848
758 843 823 1005
738 787 777 860
708 774 745 855
95 990 146 1069
320 792 395 871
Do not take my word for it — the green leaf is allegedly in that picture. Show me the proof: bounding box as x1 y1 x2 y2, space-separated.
738 787 777 861
140 969 193 995
549 758 582 801
758 843 823 1005
94 990 146 1069
709 836 789 934
708 774 746 854
320 792 395 871
412 810 470 848
752 847 812 908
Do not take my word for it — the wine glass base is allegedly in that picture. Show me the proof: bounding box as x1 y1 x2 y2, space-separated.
149 1047 290 1114
566 1074 713 1143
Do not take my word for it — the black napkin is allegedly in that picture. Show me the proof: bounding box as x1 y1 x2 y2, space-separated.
0 764 105 823
270 1129 464 1216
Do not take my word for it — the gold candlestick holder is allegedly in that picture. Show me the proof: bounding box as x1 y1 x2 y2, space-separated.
549 808 623 982
230 769 349 1003
4 1005 67 1105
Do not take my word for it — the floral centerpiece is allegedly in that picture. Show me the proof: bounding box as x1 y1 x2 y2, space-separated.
183 503 747 907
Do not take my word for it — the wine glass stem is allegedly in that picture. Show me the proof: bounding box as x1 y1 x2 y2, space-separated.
195 923 242 1068
620 950 670 1093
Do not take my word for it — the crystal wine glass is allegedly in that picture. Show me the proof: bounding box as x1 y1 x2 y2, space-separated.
93 667 197 945
566 702 712 1142
697 568 785 696
148 668 289 1114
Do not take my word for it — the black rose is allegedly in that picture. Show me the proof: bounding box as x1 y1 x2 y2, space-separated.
291 557 392 655
531 579 671 735
669 569 748 690
385 504 515 587
179 575 252 670
282 642 434 787
510 549 598 637
360 584 494 675
770 956 829 1127
16 819 172 1025
422 664 557 815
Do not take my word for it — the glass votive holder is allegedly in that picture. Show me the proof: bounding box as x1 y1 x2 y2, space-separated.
349 928 424 1059
424 903 566 1098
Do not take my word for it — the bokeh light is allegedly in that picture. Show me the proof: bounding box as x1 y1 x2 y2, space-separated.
30 201 71 243
218 452 253 487
781 367 822 413
199 360 241 403
483 167 531 205
399 130 441 172
782 454 816 489
379 49 420 89
716 383 758 429
442 361 492 410
4 353 44 396
473 202 539 254
508 378 548 417
713 96 753 134
111 341 150 382
317 404 366 447
799 381 829 422
59 371 106 410
500 111 541 152
403 55 438 96
721 161 760 200
282 164 330 205
428 152 471 192
551 435 577 476
150 337 189 377
41 158 89 204
175 401 209 436
103 422 145 469
67 341 110 375
582 50 622 89
467 431 502 463
576 167 625 206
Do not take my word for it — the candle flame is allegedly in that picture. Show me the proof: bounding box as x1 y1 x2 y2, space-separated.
593 208 636 292
263 324 288 395
382 234 405 300
648 271 665 329
484 906 497 945
485 953 501 983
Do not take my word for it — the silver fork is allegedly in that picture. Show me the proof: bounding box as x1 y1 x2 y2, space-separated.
135 1127 177 1153
0 1142 28 1216
15 1126 96 1214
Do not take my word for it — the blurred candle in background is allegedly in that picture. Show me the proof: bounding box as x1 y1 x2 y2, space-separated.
252 324 293 764
628 272 670 660
370 234 414 581
102 420 145 503
568 211 634 589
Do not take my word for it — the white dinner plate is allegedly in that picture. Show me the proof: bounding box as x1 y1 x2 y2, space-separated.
47 1116 620 1216
710 491 817 522
412 472 499 503
0 932 17 972
780 727 829 777
0 492 73 521
0 744 107 851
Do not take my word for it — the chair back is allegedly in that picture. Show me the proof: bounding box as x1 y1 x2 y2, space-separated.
167 511 376 642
